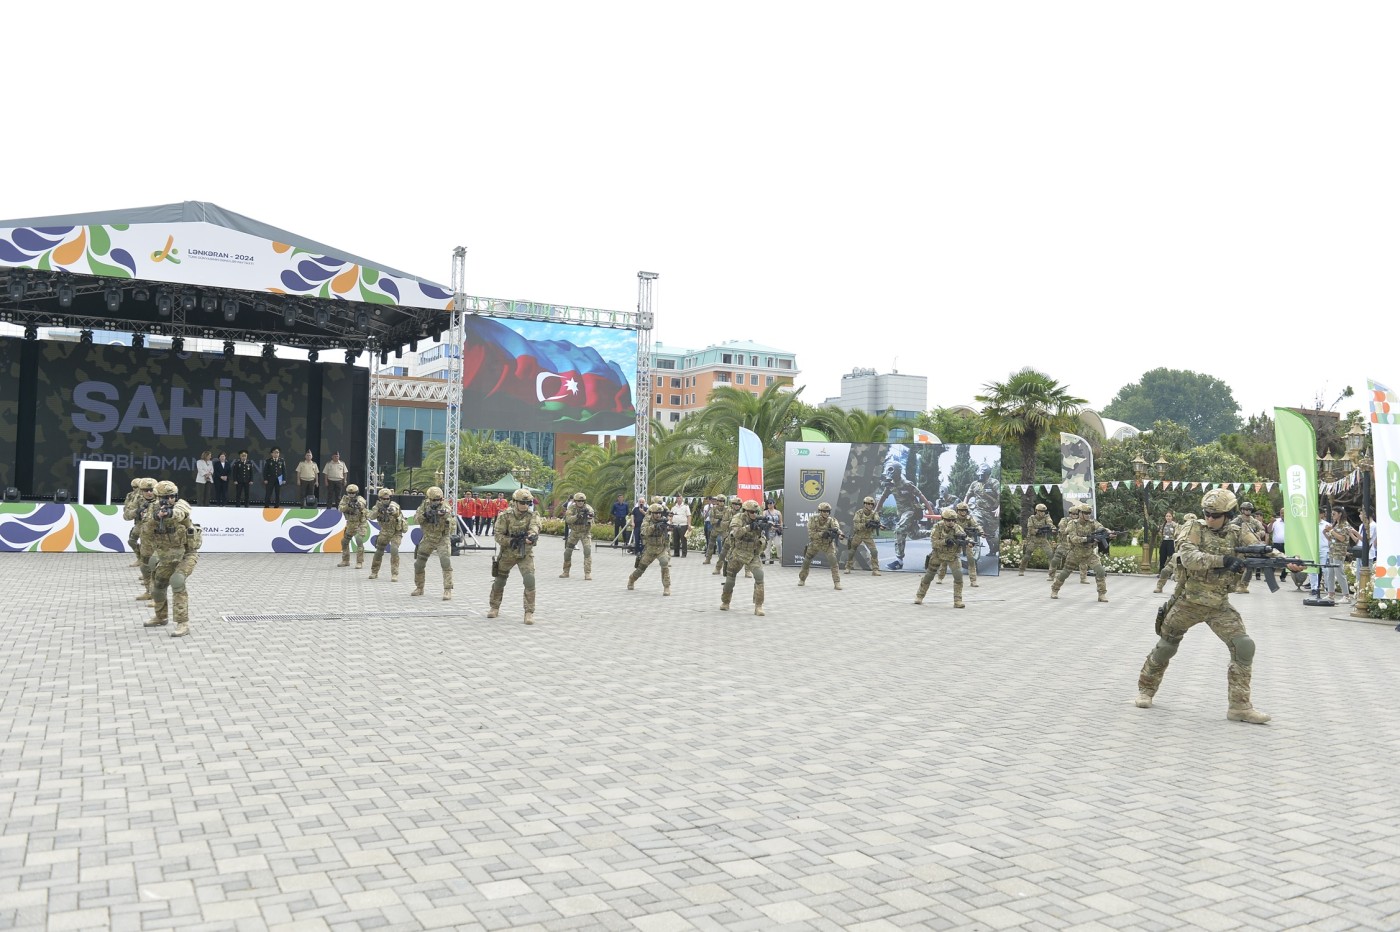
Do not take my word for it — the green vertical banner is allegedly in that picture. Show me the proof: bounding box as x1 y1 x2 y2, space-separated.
1274 407 1319 563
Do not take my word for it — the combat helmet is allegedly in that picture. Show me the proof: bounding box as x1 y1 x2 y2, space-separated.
863 496 875 506
1035 503 1047 512
346 484 359 495
817 502 832 512
425 486 443 501
154 480 178 497
742 499 761 513
573 492 587 502
941 507 957 521
955 502 970 513
511 488 532 503
378 488 393 499
729 495 742 506
649 502 665 513
1200 488 1238 515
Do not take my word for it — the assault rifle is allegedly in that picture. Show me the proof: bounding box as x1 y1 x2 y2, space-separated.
753 514 783 535
507 530 538 558
1034 525 1055 538
420 501 449 526
1230 545 1329 593
819 525 844 542
1089 528 1120 555
862 518 882 531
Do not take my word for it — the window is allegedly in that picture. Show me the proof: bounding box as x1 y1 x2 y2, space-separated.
670 394 681 406
656 358 676 369
766 376 774 386
715 372 730 383
779 359 793 370
765 356 774 368
670 377 681 388
669 412 680 422
750 355 758 366
722 353 733 364
655 394 663 405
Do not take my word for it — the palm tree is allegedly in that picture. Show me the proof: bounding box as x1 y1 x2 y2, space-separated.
689 383 808 493
975 369 1087 537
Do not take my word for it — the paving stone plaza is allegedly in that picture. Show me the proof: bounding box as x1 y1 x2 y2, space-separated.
2 545 1398 931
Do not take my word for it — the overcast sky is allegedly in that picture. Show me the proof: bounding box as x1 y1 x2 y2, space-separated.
6 2 1393 423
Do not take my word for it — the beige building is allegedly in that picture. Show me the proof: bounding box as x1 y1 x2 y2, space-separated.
651 340 799 425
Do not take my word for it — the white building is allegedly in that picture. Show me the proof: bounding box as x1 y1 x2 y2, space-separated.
823 368 927 420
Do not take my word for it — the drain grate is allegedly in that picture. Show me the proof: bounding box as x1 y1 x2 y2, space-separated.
222 610 473 623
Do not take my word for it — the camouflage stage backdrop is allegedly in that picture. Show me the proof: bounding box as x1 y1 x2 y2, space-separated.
782 441 1003 575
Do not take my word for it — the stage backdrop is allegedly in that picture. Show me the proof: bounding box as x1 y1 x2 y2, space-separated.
461 316 636 434
0 338 18 492
782 441 1002 575
0 503 431 554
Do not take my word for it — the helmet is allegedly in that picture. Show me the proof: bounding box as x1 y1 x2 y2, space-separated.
346 484 359 495
573 492 586 502
955 502 969 513
729 495 742 505
742 499 761 513
649 502 664 513
426 486 443 501
138 478 156 492
941 507 957 521
130 479 140 490
379 488 393 499
1183 513 1197 522
154 480 178 497
1240 501 1255 512
511 488 532 503
818 502 831 512
863 496 875 506
1035 503 1047 512
1200 488 1238 515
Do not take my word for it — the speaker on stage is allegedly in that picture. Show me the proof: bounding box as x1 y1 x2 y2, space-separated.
303 495 319 509
404 429 423 470
54 489 71 504
378 428 396 471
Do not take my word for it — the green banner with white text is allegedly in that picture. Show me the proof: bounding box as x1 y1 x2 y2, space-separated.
1273 407 1319 563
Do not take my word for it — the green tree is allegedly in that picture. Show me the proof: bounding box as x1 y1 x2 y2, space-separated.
916 407 984 444
975 369 1087 539
804 406 913 443
1102 368 1243 442
412 432 556 493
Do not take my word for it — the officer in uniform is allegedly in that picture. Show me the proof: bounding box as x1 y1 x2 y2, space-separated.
143 480 196 637
798 502 843 590
122 478 144 567
1231 501 1266 593
368 489 404 582
709 495 739 573
915 507 966 608
337 483 369 569
937 502 983 587
627 502 673 595
412 486 454 600
1136 489 1293 723
490 488 543 624
560 491 595 580
1051 504 1111 602
720 500 767 615
132 479 158 600
844 496 882 575
1020 503 1055 576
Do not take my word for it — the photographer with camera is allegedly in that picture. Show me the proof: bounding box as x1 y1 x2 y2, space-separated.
560 492 596 580
627 502 674 596
798 502 843 590
489 488 543 624
412 486 454 600
337 484 369 569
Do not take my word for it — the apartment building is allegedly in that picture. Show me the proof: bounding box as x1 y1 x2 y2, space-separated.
651 340 800 424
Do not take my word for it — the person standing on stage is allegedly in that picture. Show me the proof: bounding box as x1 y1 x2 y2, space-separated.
263 447 287 506
194 450 213 506
295 450 320 506
231 451 255 507
323 451 348 505
212 452 231 505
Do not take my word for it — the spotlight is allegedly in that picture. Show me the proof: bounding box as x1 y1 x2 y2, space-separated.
133 286 149 302
180 290 197 313
345 348 360 364
223 341 235 359
307 348 319 363
23 325 37 341
171 336 185 353
355 309 369 331
222 298 238 322
131 333 144 349
314 306 330 327
156 288 173 316
79 330 93 344
253 299 267 316
104 286 122 313
56 278 75 308
262 343 275 360
394 346 403 359
283 299 298 327
7 272 26 301
202 293 218 313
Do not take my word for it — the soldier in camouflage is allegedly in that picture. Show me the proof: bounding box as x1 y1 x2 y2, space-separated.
413 486 454 601
627 502 673 596
143 480 196 637
337 484 369 569
721 500 767 616
937 502 983 587
844 496 882 575
1051 504 1110 602
132 479 158 601
368 489 405 582
1153 512 1195 593
1136 489 1295 724
798 502 843 590
915 508 966 609
874 463 933 571
490 488 543 624
122 478 144 567
1020 503 1055 577
710 495 740 574
1048 507 1090 584
560 492 596 580
1231 501 1267 593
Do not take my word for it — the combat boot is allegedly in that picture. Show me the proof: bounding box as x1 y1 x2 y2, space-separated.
1080 575 1088 584
442 589 452 601
356 554 364 569
584 572 592 581
1235 585 1250 594
338 556 350 567
744 568 752 578
914 595 923 604
368 571 378 579
872 567 881 576
411 587 424 596
834 580 842 590
1098 593 1109 603
954 599 965 609
720 601 730 611
1050 585 1060 599
627 574 636 590
664 585 671 596
754 605 765 617
1227 706 1270 724
560 566 570 578
486 606 500 618
970 579 979 587
136 591 152 601
798 576 806 587
703 556 711 565
524 612 534 626
171 622 189 638
144 603 168 627
1134 692 1153 708
1018 569 1025 576
1153 582 1164 593
391 571 399 582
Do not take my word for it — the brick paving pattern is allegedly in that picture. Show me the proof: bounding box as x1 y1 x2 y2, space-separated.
2 546 1398 930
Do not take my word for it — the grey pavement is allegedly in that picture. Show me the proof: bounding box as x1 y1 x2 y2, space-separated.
2 544 1399 931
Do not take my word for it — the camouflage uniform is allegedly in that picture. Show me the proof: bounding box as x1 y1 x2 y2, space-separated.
1323 517 1355 600
916 510 965 608
337 488 369 568
844 503 882 575
1020 509 1055 576
627 506 672 595
132 480 158 600
413 488 454 600
1052 511 1108 601
121 479 143 566
721 503 767 615
937 505 982 586
1136 490 1277 723
561 497 596 579
875 468 930 569
490 491 543 624
1232 508 1266 593
369 493 405 581
143 482 196 637
709 498 738 574
799 507 842 589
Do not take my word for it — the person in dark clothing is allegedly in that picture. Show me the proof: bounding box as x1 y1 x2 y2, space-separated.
231 451 256 507
610 495 629 548
631 501 647 554
263 447 287 506
212 452 231 505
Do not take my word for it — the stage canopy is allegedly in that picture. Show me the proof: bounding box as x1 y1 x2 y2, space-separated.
0 201 452 358
471 473 542 495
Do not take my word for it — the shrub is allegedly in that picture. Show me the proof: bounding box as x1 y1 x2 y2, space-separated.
1368 599 1400 621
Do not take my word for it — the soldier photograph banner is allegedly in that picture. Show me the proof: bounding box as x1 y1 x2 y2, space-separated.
1060 432 1096 517
782 441 1001 575
1367 379 1399 603
1273 407 1320 563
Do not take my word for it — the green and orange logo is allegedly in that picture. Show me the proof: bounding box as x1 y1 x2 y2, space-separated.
1387 461 1400 523
150 235 181 264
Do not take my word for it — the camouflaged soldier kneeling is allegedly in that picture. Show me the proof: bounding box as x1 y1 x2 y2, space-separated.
144 480 197 637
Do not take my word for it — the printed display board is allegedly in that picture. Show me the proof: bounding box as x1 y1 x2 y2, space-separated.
782 441 1002 575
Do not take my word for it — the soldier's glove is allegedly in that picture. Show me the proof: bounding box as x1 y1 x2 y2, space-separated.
1221 556 1247 573
526 534 539 545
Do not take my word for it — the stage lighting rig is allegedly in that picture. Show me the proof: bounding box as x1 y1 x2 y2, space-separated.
105 286 122 313
222 298 238 322
223 341 235 359
171 336 185 353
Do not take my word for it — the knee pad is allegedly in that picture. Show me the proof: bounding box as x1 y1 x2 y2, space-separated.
1149 635 1182 666
169 572 187 593
1229 635 1256 666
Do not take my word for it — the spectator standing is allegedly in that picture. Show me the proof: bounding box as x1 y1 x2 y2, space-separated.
1270 508 1288 582
231 451 255 507
762 500 783 564
1157 511 1177 573
194 450 214 506
631 499 646 554
610 494 629 548
670 496 692 557
295 451 320 505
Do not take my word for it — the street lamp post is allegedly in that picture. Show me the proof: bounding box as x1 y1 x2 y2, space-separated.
1344 424 1373 619
1313 451 1338 603
1132 454 1169 574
